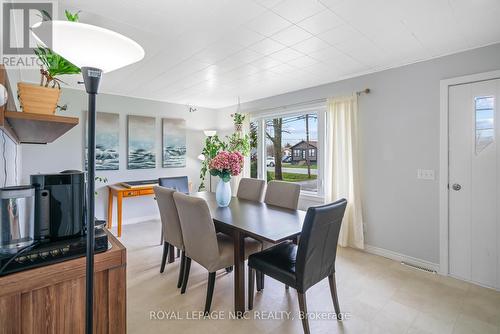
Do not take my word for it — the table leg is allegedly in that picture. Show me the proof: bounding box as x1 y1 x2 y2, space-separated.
117 193 123 237
168 245 175 263
233 230 245 317
107 190 113 230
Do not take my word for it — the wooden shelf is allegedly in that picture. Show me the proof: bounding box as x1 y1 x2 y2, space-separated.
4 111 79 144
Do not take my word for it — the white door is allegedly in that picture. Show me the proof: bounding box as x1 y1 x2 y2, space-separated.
449 79 500 289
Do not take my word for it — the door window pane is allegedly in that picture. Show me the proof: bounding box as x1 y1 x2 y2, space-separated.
475 96 495 154
265 113 318 193
250 121 258 178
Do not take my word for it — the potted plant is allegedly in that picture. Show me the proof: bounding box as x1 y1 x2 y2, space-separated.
209 151 244 207
17 10 81 114
231 112 246 132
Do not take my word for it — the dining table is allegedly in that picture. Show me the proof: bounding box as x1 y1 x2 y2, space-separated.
191 191 307 316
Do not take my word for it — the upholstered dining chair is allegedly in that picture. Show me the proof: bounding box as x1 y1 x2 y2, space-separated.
257 180 301 290
247 199 348 334
264 180 300 210
173 192 261 314
157 176 189 247
236 178 266 202
153 186 187 289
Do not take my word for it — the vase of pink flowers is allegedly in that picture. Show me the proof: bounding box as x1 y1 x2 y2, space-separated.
209 151 244 207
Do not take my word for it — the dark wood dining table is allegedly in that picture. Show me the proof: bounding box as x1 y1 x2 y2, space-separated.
192 192 306 316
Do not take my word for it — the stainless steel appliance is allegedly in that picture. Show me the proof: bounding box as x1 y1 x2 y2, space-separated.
0 186 35 254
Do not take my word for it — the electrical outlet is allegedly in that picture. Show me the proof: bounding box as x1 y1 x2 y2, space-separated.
417 169 435 180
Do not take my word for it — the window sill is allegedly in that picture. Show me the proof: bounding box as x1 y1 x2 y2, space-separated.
299 191 325 203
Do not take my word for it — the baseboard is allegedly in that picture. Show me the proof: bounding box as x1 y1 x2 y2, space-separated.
364 244 440 273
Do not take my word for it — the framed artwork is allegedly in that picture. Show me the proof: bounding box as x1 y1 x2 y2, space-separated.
127 115 156 169
162 118 186 168
85 112 119 170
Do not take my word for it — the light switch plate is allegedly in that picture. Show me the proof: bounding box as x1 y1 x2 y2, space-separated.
417 169 435 180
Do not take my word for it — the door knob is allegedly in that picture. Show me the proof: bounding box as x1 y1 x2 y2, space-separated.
452 183 462 191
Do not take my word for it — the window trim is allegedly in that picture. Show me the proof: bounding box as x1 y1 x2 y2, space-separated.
250 102 327 198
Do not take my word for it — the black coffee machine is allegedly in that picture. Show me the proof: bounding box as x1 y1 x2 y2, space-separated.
0 171 108 276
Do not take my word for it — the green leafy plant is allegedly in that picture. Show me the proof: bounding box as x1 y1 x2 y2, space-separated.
34 10 81 88
231 112 246 125
198 135 227 191
94 176 108 196
227 132 251 156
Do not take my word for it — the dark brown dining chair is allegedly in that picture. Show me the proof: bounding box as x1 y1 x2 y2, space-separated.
247 199 347 334
173 192 261 314
237 178 266 202
153 186 186 289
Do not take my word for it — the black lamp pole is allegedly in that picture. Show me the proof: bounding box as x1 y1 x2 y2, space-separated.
82 66 102 334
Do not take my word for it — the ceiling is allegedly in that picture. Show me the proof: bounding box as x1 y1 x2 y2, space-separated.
52 0 500 108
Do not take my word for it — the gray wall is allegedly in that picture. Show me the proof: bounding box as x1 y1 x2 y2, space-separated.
219 43 500 264
21 88 224 223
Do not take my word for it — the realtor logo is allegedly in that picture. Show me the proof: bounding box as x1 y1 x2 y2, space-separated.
1 1 56 67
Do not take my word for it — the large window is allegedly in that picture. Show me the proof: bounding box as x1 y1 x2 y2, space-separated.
264 113 319 193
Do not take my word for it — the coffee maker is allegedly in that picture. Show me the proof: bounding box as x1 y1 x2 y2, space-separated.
0 171 108 276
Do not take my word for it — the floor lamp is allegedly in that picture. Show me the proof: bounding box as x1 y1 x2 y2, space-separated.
31 21 144 334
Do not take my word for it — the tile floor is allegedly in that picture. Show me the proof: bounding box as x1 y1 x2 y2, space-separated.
120 221 500 334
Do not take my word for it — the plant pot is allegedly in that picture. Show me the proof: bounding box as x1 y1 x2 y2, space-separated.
235 123 243 132
215 178 232 207
17 82 61 115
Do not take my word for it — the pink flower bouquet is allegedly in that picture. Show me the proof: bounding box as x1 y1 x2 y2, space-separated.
209 151 244 182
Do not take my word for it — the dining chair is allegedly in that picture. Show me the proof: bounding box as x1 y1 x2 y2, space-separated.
153 186 187 290
247 199 348 334
158 176 189 247
258 180 301 290
173 192 261 314
264 180 300 210
236 178 266 202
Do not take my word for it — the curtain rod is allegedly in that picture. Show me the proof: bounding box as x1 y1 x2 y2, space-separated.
248 88 370 115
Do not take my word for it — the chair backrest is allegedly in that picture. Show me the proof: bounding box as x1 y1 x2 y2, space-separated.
264 180 300 210
295 199 347 293
237 178 266 202
173 192 220 270
153 186 184 249
158 176 189 193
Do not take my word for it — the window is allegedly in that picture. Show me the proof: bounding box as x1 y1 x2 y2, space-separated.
264 113 320 193
475 96 495 154
250 120 258 178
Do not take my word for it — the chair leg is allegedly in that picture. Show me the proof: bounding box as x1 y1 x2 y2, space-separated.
285 284 289 290
248 268 255 310
260 273 265 290
328 273 341 319
177 251 186 289
180 257 191 294
204 272 216 316
225 266 233 273
160 242 169 273
256 271 262 291
297 292 310 334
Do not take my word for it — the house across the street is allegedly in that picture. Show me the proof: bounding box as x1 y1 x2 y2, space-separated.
291 140 317 164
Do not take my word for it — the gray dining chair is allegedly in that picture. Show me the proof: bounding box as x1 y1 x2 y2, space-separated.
237 178 266 202
257 180 301 290
153 186 187 289
264 180 300 210
173 192 261 314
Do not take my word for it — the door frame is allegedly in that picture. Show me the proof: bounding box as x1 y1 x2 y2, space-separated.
439 70 500 275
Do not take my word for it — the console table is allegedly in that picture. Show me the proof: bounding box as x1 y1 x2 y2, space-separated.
107 184 155 237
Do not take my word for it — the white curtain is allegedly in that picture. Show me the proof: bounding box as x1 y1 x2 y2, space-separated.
327 96 365 249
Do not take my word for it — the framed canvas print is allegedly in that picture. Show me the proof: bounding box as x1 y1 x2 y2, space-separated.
127 115 156 169
162 118 186 168
85 112 119 170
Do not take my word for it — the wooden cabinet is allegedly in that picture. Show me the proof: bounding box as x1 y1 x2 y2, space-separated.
0 232 126 334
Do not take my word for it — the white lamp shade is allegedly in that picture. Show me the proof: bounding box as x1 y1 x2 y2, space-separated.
30 21 144 73
203 130 217 137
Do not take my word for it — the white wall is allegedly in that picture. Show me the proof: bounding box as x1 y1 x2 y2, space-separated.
21 88 225 223
0 129 21 187
217 43 500 265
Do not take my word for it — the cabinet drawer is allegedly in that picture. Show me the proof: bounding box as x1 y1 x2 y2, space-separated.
139 189 154 196
123 190 140 197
